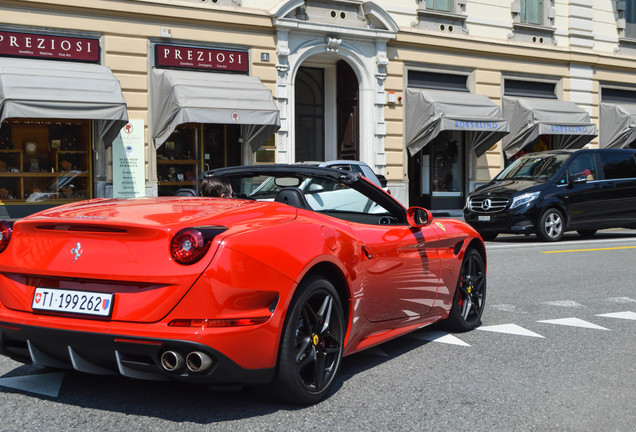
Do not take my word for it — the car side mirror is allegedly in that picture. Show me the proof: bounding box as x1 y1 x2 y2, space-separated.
406 207 433 227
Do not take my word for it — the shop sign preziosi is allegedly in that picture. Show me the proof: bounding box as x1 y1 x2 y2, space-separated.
0 30 100 63
155 44 248 73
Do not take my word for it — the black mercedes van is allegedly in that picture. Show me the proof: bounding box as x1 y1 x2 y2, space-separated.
464 148 636 241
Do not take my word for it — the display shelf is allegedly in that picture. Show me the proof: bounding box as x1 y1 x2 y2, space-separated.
0 121 90 203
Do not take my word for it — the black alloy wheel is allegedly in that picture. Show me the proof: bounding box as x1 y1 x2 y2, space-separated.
276 276 344 405
537 208 565 242
443 249 486 332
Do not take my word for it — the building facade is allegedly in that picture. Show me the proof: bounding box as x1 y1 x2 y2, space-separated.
1 0 636 218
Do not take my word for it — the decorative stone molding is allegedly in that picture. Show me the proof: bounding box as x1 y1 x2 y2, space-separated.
325 36 342 53
412 0 467 34
508 0 556 45
192 0 242 7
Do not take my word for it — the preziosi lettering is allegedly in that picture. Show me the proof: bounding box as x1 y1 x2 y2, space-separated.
162 47 242 65
0 34 94 53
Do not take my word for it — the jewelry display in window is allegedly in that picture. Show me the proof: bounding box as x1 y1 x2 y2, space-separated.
25 140 38 155
0 135 12 150
28 158 40 172
60 137 78 151
0 187 14 200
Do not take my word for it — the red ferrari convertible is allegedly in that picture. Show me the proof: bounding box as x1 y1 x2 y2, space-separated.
0 165 486 404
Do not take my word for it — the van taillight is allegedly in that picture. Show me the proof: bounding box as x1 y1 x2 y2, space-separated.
0 221 13 254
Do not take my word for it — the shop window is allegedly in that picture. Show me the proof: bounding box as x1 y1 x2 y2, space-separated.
0 119 90 203
601 87 636 103
254 136 276 164
415 0 467 33
408 70 469 92
156 123 241 196
504 79 556 98
430 139 463 198
510 0 556 45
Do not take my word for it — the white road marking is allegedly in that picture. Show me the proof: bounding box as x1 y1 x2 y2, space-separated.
0 372 64 398
596 311 636 321
477 324 545 338
490 304 529 314
537 317 610 330
606 297 636 304
541 300 585 308
410 331 471 347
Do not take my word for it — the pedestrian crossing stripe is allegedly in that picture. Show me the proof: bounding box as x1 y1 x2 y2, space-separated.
537 317 610 330
411 331 471 347
477 323 545 338
596 311 636 321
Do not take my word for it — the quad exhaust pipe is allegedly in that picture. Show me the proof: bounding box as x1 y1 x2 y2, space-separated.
160 350 185 372
160 350 213 373
186 351 212 373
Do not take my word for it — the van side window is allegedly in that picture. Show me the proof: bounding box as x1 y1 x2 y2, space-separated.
568 154 596 181
600 152 636 180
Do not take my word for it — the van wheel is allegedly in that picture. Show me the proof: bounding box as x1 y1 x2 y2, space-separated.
478 231 498 241
577 229 597 237
537 208 564 242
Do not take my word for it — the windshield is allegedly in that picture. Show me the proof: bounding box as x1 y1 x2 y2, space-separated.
495 154 570 181
225 172 392 216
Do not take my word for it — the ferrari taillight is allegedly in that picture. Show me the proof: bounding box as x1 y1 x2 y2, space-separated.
169 226 227 265
0 221 12 254
170 228 210 265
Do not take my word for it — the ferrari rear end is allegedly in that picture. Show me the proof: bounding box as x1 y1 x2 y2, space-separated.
0 197 297 386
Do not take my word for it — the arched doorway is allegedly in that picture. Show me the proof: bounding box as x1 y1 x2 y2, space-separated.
294 58 359 162
295 67 324 162
336 60 359 160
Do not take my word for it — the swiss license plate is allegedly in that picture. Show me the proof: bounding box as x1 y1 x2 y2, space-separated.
32 287 113 317
478 215 491 222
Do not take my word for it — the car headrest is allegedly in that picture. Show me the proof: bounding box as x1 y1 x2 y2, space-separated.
274 187 311 209
175 188 198 197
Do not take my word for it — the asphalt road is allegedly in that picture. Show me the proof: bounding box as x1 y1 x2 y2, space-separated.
1 229 635 431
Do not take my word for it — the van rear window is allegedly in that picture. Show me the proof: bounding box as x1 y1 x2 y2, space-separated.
600 152 636 180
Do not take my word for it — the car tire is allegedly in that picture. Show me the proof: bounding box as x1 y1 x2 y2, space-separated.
537 208 565 242
478 231 498 241
442 249 486 332
577 229 597 237
275 275 345 405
